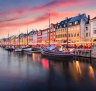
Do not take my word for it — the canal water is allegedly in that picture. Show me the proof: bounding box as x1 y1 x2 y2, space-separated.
0 48 96 91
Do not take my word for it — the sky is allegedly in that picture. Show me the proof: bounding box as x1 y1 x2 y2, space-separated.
0 0 96 38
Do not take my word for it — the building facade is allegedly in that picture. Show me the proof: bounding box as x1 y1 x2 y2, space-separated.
37 30 42 44
41 28 49 46
55 14 89 45
49 23 56 45
90 17 96 42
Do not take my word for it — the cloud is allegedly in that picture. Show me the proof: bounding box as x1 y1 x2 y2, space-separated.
0 0 96 38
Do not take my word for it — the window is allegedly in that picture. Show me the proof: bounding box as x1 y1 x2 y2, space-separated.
77 26 80 30
86 33 88 37
77 33 79 36
64 24 66 27
71 34 73 37
69 22 73 26
75 21 79 25
86 27 88 30
93 22 96 26
69 34 70 37
68 28 70 31
74 34 76 37
94 30 96 34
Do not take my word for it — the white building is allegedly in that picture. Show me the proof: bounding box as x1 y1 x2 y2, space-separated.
90 17 96 41
84 22 91 42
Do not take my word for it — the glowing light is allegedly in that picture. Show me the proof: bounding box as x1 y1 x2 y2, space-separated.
88 65 95 79
75 61 82 76
42 58 49 70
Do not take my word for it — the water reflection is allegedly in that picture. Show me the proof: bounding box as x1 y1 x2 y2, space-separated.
88 65 95 79
0 48 96 91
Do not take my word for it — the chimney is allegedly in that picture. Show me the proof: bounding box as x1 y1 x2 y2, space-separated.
88 15 90 23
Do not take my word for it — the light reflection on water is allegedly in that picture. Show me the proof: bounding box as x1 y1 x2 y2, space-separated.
0 48 96 91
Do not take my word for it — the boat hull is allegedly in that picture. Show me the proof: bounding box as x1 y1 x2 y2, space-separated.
15 48 23 52
23 47 32 52
41 50 74 61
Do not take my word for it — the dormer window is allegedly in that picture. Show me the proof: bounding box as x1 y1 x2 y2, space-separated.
56 26 58 29
69 22 73 26
64 24 66 27
75 21 79 25
60 25 62 28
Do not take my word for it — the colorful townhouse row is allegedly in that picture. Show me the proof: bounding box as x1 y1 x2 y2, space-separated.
0 13 96 47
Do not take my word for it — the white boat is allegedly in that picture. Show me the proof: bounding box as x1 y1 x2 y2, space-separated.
15 48 22 52
5 46 14 51
22 47 32 51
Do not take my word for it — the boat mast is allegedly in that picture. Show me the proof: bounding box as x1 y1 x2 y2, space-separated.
27 26 29 46
19 30 20 48
66 17 68 50
49 13 50 46
8 33 9 47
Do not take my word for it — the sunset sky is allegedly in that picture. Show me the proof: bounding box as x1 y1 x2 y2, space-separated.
0 0 96 38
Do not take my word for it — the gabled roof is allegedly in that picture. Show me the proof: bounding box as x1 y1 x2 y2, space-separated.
55 18 72 29
69 14 86 22
29 30 38 35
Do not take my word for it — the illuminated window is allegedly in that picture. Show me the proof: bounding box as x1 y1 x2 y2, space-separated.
71 28 73 31
68 28 70 31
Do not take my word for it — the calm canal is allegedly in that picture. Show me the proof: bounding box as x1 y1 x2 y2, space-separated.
0 48 96 91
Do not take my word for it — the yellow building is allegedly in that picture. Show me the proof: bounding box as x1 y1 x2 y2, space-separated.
55 14 89 46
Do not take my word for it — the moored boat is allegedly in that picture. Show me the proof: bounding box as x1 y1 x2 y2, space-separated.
41 46 74 60
14 48 23 52
22 47 32 52
5 46 14 51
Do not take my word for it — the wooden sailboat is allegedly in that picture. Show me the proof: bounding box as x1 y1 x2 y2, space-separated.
22 27 32 52
5 33 13 51
15 31 23 52
41 14 74 60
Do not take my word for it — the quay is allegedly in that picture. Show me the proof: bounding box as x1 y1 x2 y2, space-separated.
73 49 91 58
72 48 96 59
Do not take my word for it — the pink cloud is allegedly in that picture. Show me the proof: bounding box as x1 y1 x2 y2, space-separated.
0 0 96 38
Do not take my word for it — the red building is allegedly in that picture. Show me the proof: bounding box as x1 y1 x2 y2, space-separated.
49 23 56 45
